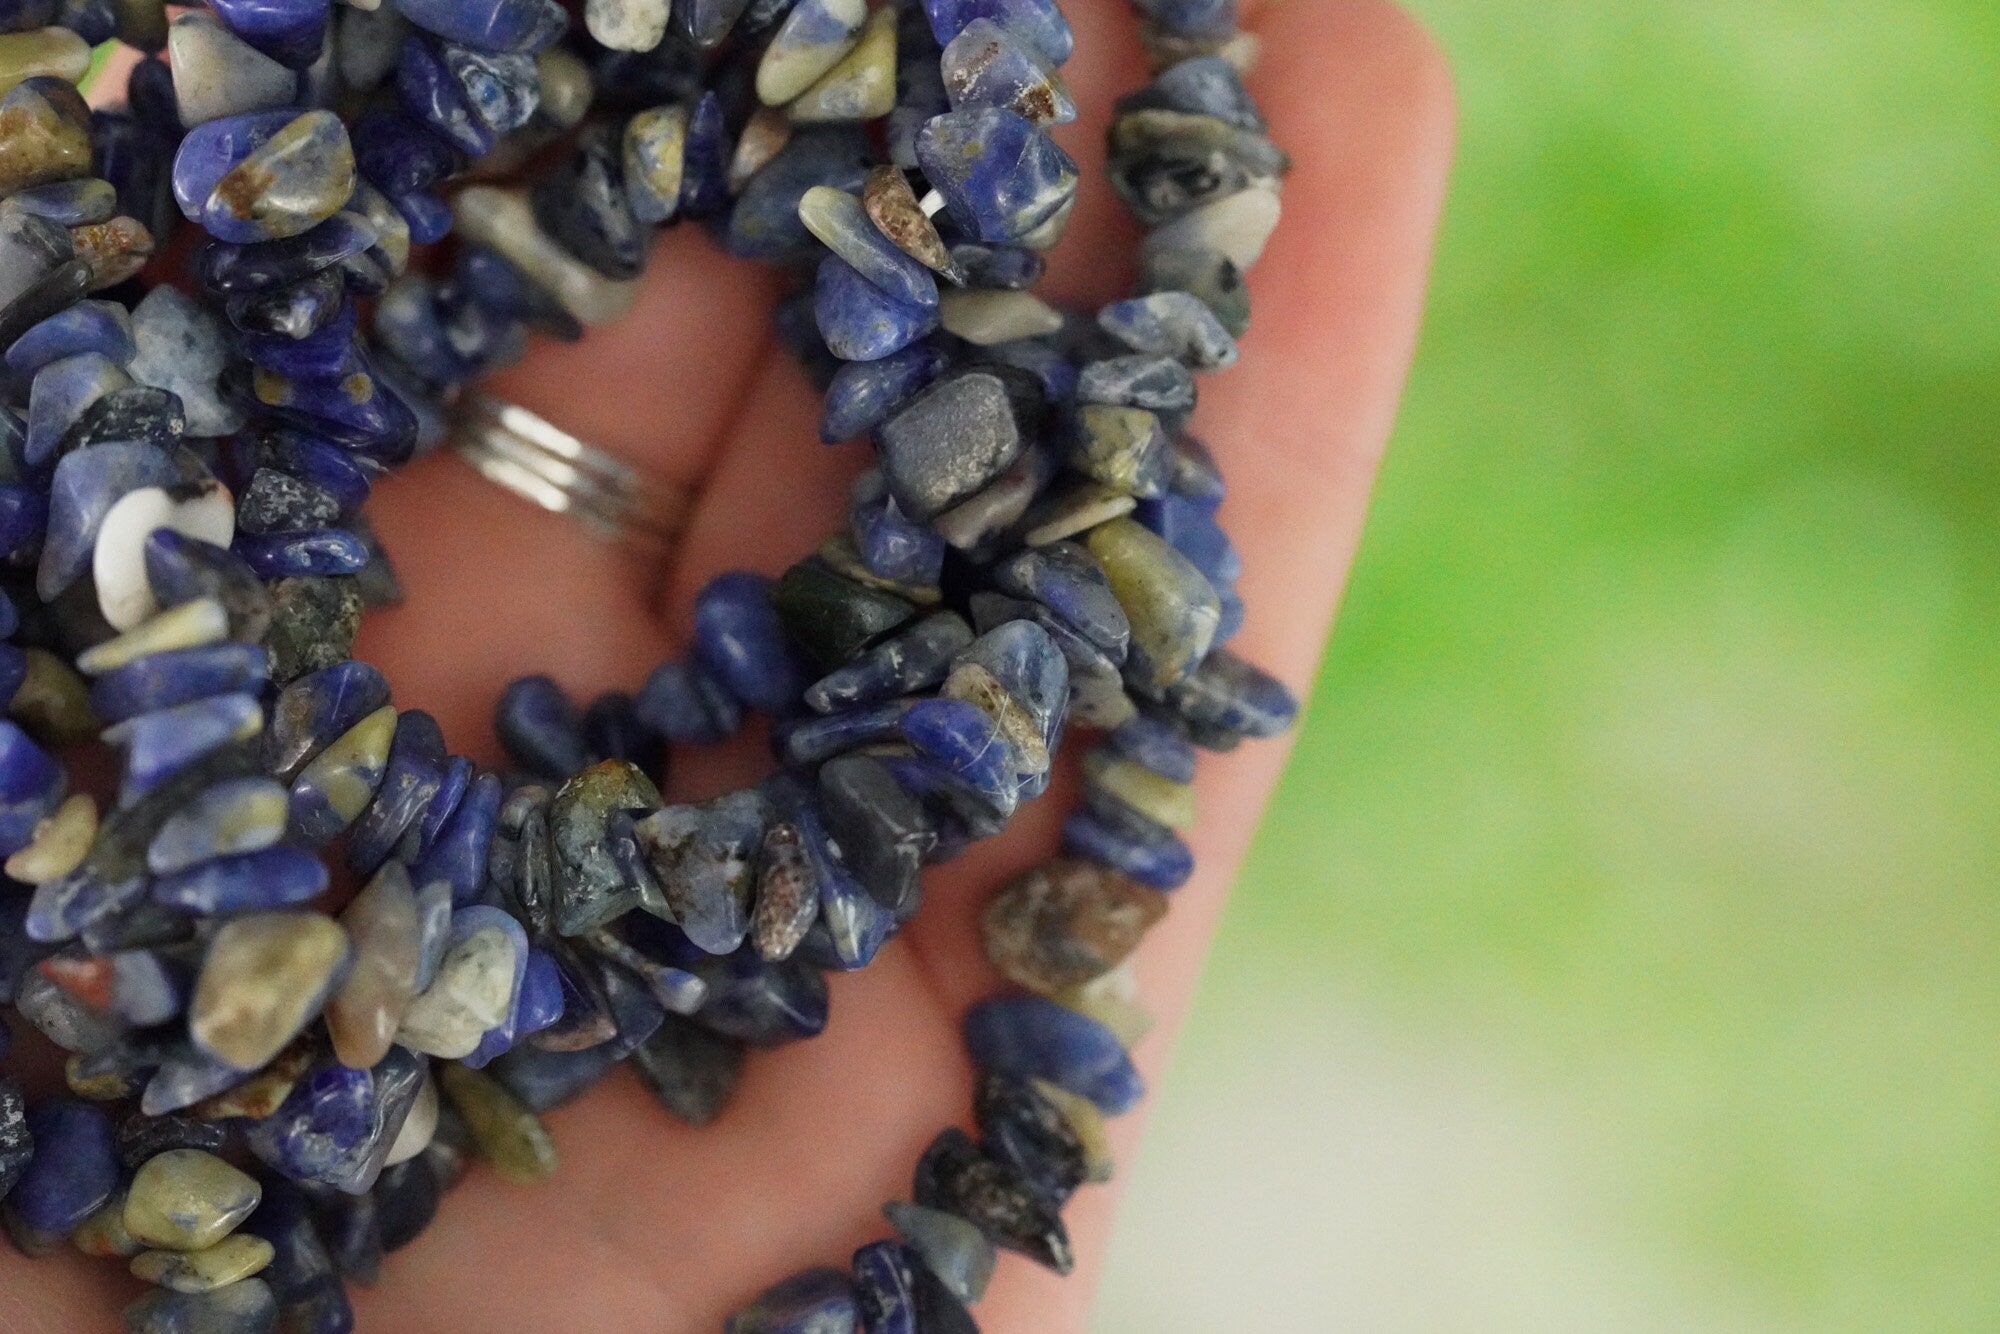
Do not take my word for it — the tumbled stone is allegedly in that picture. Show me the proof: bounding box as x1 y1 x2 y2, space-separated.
1083 516 1219 690
4 789 95 883
0 76 90 197
73 1191 144 1258
289 703 396 845
964 994 1142 1113
748 820 818 961
586 0 666 53
691 949 828 1045
131 1232 275 1292
167 11 296 127
772 558 917 671
726 1267 857 1334
10 1100 115 1238
785 3 893 122
241 1179 349 1332
189 912 350 1071
126 284 243 436
621 104 686 225
186 1039 313 1122
382 1068 437 1166
981 858 1166 998
92 479 236 631
452 186 637 325
121 1276 278 1333
435 1060 555 1185
123 1149 260 1251
800 184 937 311
549 759 662 936
819 754 933 915
875 369 1027 520
327 862 421 1069
814 254 936 361
1140 181 1279 271
943 19 1074 124
244 1047 425 1194
410 769 499 906
915 106 1076 244
145 777 287 876
396 909 522 1059
915 1126 1071 1273
882 1199 994 1305
803 611 971 713
757 0 862 105
260 576 361 683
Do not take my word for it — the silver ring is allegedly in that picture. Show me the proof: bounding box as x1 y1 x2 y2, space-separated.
452 393 692 557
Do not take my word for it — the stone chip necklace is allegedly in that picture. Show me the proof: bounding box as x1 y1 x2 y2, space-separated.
0 0 1299 1323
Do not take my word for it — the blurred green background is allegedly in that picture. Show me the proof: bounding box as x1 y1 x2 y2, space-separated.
1099 2 2000 1329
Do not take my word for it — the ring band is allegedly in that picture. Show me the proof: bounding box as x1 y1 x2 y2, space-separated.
452 393 693 557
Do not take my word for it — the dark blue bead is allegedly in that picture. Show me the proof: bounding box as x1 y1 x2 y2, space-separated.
530 124 643 281
411 769 500 904
491 1039 619 1113
246 348 418 466
492 680 584 784
677 90 731 220
1136 491 1239 585
141 533 273 645
0 484 44 560
0 588 14 642
0 720 64 858
25 871 147 947
1156 647 1297 744
351 109 460 197
1062 805 1192 889
252 430 373 514
964 995 1142 1114
693 571 811 715
851 1240 918 1334
151 844 331 912
899 697 1016 803
347 708 446 875
814 256 940 363
693 949 828 1045
235 527 371 578
728 1267 858 1334
413 753 473 855
208 0 330 66
583 691 654 772
390 0 562 50
948 241 1044 289
266 659 391 779
916 107 1077 244
633 658 742 745
0 646 26 712
395 35 495 155
674 0 750 46
110 693 263 801
242 1177 355 1334
802 612 972 714
1128 53 1262 132
11 1100 116 1237
58 0 116 42
245 1047 426 1193
991 541 1130 660
191 213 379 295
726 126 873 261
782 782 892 969
252 308 364 383
819 340 948 443
922 0 1071 65
853 495 944 585
1214 582 1244 642
1107 714 1197 784
516 946 565 1035
777 699 909 767
6 300 134 377
391 187 453 244
455 244 581 341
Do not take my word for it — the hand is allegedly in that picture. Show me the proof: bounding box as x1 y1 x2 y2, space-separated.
0 2 1450 1327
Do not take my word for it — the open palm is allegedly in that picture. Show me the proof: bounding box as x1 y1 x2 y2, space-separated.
2 2 1449 1328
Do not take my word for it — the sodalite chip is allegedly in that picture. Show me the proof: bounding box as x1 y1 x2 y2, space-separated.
941 17 1076 124
244 1047 425 1193
757 0 864 105
875 369 1028 519
726 1267 859 1334
963 994 1143 1114
814 255 938 362
915 106 1076 244
10 1099 116 1238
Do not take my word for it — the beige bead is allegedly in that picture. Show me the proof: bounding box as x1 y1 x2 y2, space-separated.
438 1062 557 1185
76 598 230 674
123 1150 261 1252
328 863 423 1069
5 792 97 884
939 289 1065 345
189 912 349 1071
787 6 895 122
0 27 91 96
1032 1079 1114 1184
131 1233 274 1292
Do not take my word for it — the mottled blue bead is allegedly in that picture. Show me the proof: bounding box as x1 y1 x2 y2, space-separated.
0 720 62 858
779 698 909 766
0 484 45 560
110 693 263 801
411 769 499 905
172 109 355 243
1135 491 1239 585
991 541 1130 660
151 844 330 913
495 674 589 780
693 571 812 715
949 240 1045 289
726 125 873 261
240 301 358 382
1062 804 1192 889
391 187 453 244
516 946 565 1035
814 256 940 362
1157 646 1297 744
11 1100 116 1237
1098 291 1236 370
235 527 371 578
390 0 563 51
802 187 939 312
455 244 581 341
819 340 948 443
347 710 445 876
208 0 330 67
727 1267 858 1334
246 1047 426 1193
1213 583 1244 643
780 781 893 969
371 281 459 386
350 109 460 197
583 691 655 773
693 949 828 1045
917 108 1075 249
248 348 418 465
450 905 530 1068
922 0 1071 65
266 660 390 781
958 617 1068 753
964 995 1142 1114
1107 714 1197 784
940 17 1076 123
6 300 133 377
252 431 372 514
851 1240 920 1334
148 776 290 874
490 1038 620 1113
899 696 1016 803
395 36 493 155
633 658 741 745
26 351 131 467
803 612 972 714
106 950 184 1027
1127 53 1262 132
9 178 118 227
412 753 472 858
139 1048 252 1116
25 871 146 946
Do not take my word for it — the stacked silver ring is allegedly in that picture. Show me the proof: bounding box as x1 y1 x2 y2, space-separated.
453 393 693 557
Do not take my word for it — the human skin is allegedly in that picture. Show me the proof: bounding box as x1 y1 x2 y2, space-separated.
0 2 1452 1328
